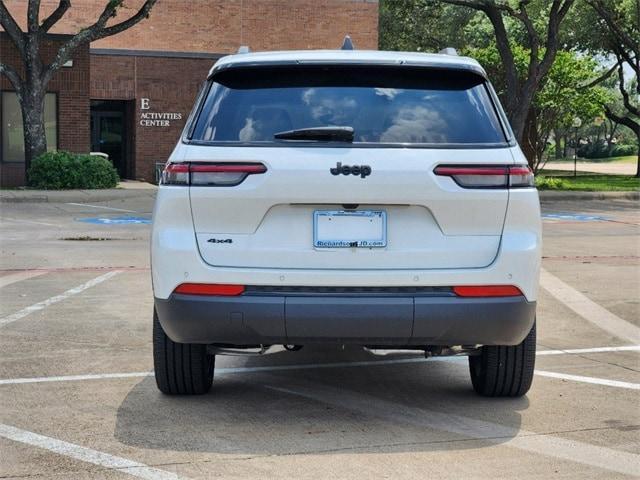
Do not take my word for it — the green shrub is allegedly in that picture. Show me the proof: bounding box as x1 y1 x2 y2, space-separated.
536 176 568 190
28 151 119 189
611 144 637 157
576 142 637 159
577 140 609 159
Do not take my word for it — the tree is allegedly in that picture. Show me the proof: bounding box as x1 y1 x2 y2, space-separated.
380 1 479 52
471 45 608 171
571 0 639 176
380 1 577 164
0 0 158 174
431 0 576 151
531 53 608 171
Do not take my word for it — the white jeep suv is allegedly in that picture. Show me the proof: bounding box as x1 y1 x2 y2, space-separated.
151 47 541 398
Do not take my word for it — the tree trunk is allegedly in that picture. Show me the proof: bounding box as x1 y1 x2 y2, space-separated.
510 104 529 149
636 144 640 178
508 87 538 166
520 111 538 170
554 129 562 159
21 32 48 181
21 87 47 177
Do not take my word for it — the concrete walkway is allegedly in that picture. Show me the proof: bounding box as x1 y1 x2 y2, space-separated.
539 190 639 201
0 180 157 203
115 180 157 190
543 161 637 175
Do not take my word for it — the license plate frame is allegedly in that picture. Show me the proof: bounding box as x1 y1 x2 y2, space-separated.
313 210 387 248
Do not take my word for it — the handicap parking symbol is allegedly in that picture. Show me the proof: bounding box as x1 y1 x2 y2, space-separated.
542 212 608 222
78 215 152 225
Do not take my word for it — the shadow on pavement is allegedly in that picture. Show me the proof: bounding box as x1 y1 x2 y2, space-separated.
115 346 528 455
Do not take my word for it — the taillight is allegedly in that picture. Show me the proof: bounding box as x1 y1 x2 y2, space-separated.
507 166 535 188
190 164 266 186
161 163 267 186
453 285 523 297
434 165 534 189
162 164 189 185
173 283 245 296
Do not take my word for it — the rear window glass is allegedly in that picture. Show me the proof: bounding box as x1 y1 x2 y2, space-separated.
190 66 507 146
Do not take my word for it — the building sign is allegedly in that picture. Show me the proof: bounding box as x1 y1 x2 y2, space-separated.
139 98 182 127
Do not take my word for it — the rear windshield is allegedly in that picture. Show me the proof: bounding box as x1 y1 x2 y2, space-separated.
190 65 507 146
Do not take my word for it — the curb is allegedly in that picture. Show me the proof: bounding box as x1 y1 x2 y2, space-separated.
538 190 639 201
0 188 157 203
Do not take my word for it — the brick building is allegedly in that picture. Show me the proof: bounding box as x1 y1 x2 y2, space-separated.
0 0 379 186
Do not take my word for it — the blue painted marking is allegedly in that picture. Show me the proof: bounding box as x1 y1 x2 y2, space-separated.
78 215 151 225
542 212 608 222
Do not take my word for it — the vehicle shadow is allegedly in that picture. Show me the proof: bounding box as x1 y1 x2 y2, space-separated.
114 346 528 455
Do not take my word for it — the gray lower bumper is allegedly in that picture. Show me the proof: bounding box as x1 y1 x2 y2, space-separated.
155 291 536 347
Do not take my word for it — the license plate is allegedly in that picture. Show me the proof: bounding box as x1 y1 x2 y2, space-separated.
313 210 387 248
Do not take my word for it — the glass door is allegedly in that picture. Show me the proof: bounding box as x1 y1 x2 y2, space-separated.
90 101 128 178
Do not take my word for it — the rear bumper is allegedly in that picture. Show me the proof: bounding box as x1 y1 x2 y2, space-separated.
155 291 536 346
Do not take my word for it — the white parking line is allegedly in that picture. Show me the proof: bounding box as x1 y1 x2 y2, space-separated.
0 371 152 385
0 358 437 386
0 345 638 386
535 370 640 390
0 271 121 327
66 202 138 213
540 268 640 344
538 345 640 355
265 381 640 477
0 270 47 288
3 217 57 227
0 423 186 480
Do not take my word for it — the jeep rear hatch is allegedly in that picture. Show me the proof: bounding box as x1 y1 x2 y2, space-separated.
175 65 526 270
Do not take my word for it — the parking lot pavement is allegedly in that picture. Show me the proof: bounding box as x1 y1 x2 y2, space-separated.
1 197 639 479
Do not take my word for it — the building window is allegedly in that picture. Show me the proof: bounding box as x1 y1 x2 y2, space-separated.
1 92 58 163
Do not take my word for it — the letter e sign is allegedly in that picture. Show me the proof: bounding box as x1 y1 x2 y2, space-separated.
141 98 150 110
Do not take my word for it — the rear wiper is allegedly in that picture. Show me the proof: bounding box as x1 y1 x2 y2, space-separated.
274 126 354 142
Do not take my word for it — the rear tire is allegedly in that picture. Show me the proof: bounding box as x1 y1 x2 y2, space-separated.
469 321 536 397
153 308 214 395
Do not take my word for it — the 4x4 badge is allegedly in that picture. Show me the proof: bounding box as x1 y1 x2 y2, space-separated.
207 238 232 244
330 162 371 178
